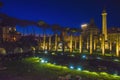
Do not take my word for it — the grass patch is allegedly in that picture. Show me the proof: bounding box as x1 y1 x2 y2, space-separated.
1 57 120 80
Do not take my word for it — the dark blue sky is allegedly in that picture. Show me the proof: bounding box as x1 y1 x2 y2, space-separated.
1 0 120 34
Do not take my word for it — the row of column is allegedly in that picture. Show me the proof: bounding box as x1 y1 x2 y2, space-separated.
79 33 120 57
40 33 120 57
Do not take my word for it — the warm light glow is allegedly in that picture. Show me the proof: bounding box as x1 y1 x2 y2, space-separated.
79 35 82 53
81 24 87 30
116 35 119 57
102 10 108 40
90 32 93 54
101 35 105 55
105 42 109 49
49 36 51 50
43 34 46 50
55 34 58 51
70 34 73 52
13 37 16 41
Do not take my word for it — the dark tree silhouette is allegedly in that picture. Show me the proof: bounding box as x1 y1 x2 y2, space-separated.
38 20 49 50
52 24 61 51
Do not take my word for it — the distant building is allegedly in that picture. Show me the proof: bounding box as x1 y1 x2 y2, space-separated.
81 19 100 40
0 21 21 42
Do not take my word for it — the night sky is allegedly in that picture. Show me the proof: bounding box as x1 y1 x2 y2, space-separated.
1 0 120 34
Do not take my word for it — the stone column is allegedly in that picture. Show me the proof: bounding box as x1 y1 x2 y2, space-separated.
87 38 89 50
109 39 112 52
116 34 119 57
49 36 51 51
101 35 105 55
79 35 82 53
90 32 93 54
70 34 73 52
43 34 46 50
74 38 77 50
94 37 97 51
102 9 108 40
55 34 58 51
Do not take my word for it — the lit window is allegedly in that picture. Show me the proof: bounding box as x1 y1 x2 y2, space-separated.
9 28 11 30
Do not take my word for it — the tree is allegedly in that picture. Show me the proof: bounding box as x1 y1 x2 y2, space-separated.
38 20 49 51
52 24 61 51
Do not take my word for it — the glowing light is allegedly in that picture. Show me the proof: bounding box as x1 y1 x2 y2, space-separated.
45 61 48 63
51 52 55 55
53 62 56 64
114 73 118 76
41 58 48 63
44 50 48 54
71 54 75 57
77 67 82 71
105 42 109 49
82 55 86 59
114 71 118 76
31 47 35 51
114 59 119 62
41 60 45 63
81 24 87 30
13 37 16 41
58 42 63 49
96 57 102 60
69 66 74 69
